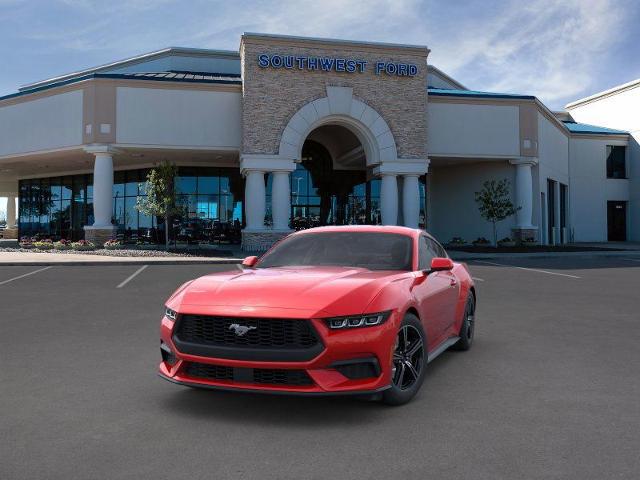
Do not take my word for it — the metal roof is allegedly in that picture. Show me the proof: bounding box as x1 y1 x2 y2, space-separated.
0 71 241 103
428 87 535 100
562 121 628 135
19 47 240 92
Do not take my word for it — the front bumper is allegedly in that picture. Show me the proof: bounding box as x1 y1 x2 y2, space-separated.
158 311 399 395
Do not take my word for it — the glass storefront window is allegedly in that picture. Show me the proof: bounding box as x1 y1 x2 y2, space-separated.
18 167 244 245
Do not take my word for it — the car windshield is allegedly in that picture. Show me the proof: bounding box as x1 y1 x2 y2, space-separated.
257 232 413 271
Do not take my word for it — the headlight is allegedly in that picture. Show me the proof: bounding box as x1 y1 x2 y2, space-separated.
324 311 391 329
164 307 178 321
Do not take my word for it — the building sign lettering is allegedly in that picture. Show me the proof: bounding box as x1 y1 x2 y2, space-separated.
257 54 418 77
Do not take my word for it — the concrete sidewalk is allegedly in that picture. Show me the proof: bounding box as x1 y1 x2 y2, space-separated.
0 251 243 266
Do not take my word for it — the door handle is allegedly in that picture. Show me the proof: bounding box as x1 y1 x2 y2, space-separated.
450 278 457 287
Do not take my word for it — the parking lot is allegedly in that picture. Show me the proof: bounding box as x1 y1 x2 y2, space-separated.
1 256 639 479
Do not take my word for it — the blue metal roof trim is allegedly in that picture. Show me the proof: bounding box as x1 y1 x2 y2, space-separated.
562 121 628 135
428 87 535 100
0 72 242 102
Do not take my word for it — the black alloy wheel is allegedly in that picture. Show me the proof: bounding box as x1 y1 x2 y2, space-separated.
392 324 425 390
382 313 427 405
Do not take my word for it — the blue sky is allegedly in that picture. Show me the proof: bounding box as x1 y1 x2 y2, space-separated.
1 0 640 215
1 0 639 109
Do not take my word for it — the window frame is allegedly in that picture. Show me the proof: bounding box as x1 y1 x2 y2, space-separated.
606 145 627 179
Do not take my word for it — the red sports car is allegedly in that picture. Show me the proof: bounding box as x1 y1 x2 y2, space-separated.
159 226 476 405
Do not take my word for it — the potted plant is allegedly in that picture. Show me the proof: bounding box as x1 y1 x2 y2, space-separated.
497 236 516 247
54 239 73 250
71 239 96 251
103 239 123 250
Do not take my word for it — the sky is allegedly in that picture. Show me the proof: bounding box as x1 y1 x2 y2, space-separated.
1 0 640 214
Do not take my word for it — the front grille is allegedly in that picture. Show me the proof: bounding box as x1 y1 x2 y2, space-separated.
173 315 323 361
184 362 234 381
252 369 313 386
183 362 314 387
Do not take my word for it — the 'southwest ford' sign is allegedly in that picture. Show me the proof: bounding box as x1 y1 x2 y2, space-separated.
257 53 418 77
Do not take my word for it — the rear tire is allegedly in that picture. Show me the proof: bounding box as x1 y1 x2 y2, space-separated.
452 293 475 351
382 313 427 406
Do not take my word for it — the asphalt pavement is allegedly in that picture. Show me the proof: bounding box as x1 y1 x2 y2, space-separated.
1 257 639 479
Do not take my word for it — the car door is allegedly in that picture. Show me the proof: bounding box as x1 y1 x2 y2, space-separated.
413 235 456 350
427 237 460 335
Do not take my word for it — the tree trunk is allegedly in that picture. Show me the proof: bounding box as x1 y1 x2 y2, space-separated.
492 221 497 247
164 214 169 251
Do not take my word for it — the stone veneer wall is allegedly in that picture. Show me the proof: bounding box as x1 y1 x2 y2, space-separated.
84 227 117 247
240 36 429 159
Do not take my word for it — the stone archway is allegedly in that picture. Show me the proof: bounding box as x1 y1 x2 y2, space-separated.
278 86 398 166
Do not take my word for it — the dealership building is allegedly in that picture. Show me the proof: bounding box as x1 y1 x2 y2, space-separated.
0 33 637 249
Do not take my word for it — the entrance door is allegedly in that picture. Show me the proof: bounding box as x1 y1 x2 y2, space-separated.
607 201 627 241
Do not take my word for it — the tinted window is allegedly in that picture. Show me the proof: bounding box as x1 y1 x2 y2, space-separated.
428 237 447 258
258 232 413 271
607 146 626 179
418 236 434 270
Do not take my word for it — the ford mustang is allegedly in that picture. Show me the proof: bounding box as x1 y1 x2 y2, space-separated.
158 225 476 405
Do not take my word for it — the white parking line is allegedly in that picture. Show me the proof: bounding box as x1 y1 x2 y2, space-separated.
0 266 52 286
116 265 148 289
472 277 485 282
474 260 581 279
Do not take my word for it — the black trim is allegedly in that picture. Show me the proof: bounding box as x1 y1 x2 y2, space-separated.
330 357 381 379
158 372 390 397
172 338 324 362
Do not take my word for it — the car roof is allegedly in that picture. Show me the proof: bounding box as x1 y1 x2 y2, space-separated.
292 225 422 237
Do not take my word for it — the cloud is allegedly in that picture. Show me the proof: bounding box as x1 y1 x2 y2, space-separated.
426 0 630 108
1 0 637 109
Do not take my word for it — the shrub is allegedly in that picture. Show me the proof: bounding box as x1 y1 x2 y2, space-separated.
54 239 73 250
472 237 491 246
33 239 54 250
19 236 34 249
71 240 96 251
103 239 123 250
449 237 466 245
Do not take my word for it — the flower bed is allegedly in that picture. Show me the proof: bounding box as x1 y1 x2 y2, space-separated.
71 240 96 251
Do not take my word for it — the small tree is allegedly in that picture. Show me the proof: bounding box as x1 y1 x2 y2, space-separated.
136 161 181 250
474 179 519 246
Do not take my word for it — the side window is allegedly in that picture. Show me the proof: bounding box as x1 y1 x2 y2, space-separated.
428 238 447 258
418 235 434 270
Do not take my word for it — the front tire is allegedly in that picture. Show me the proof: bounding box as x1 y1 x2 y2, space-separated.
382 313 427 406
452 293 475 351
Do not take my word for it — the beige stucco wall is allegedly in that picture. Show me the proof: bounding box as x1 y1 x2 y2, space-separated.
240 35 429 160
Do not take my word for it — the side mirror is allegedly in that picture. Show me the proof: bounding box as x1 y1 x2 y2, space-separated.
429 257 454 272
241 256 258 268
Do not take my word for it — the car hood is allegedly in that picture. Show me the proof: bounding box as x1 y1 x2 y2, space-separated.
171 266 407 317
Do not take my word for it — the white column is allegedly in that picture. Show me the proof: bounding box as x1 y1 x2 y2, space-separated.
92 152 114 228
6 195 17 228
512 160 535 228
380 174 398 225
402 175 420 228
271 171 291 230
244 170 266 230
